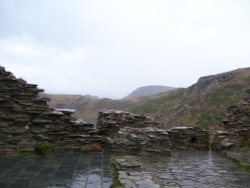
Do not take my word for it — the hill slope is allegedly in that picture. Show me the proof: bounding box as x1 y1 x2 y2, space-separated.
125 85 175 99
46 68 250 132
46 94 140 123
130 68 250 131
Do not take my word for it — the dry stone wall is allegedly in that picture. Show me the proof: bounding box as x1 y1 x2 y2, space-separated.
97 110 171 154
97 111 209 152
0 66 210 155
0 66 97 153
212 89 250 166
168 127 209 150
212 89 250 150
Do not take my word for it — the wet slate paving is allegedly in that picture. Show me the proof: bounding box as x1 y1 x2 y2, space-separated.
0 152 112 188
146 150 250 188
1 150 250 188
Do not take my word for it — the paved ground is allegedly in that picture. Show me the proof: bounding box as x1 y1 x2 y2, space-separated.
0 152 112 188
144 150 250 188
0 150 250 188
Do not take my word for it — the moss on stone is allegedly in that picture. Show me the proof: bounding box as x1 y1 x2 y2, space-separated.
110 159 123 188
34 142 49 155
81 142 103 152
18 150 33 159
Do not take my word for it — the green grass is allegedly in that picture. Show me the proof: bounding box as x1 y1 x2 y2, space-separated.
18 151 33 159
240 161 250 171
110 160 123 188
34 142 49 155
129 83 247 131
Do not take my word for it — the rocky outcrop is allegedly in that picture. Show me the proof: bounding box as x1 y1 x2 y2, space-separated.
190 71 234 95
212 89 250 166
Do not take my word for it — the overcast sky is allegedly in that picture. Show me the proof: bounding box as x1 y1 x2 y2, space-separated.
0 0 249 99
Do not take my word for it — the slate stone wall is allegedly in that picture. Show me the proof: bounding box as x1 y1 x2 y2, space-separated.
212 89 250 150
97 111 209 152
97 110 171 154
0 66 210 155
168 127 209 150
0 66 97 153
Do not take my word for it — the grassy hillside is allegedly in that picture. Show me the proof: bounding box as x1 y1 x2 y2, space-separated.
46 94 141 123
47 68 250 132
130 68 250 130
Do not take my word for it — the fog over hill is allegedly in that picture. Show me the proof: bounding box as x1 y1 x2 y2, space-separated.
125 86 175 99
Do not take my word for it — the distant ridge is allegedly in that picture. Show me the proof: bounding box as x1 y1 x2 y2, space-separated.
130 67 250 130
47 67 250 131
125 85 175 99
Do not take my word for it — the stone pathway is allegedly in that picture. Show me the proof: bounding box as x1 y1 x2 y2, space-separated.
116 151 250 188
116 150 250 188
0 152 112 188
0 150 250 188
162 150 250 188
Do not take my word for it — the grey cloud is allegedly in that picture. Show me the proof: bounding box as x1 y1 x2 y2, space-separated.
0 0 250 98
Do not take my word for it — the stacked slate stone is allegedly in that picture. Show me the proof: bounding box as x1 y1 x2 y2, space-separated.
68 119 100 149
212 89 250 150
97 110 170 154
97 110 161 129
123 127 171 155
168 127 209 150
0 66 96 153
0 66 46 152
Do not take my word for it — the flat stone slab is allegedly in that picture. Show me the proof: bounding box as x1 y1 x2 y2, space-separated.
118 171 160 188
115 156 142 170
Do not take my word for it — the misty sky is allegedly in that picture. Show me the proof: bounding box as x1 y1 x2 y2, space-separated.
0 0 249 99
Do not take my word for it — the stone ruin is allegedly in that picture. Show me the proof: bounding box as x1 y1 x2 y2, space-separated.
212 89 250 150
97 111 209 153
168 126 209 150
212 89 250 166
0 66 209 155
0 66 97 153
97 110 171 155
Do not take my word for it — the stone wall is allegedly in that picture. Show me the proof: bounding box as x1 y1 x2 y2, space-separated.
0 66 210 155
97 110 171 154
168 127 209 150
212 89 250 166
97 111 209 152
0 66 97 153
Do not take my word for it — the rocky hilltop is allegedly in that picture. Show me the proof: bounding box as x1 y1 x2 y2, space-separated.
124 85 175 99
